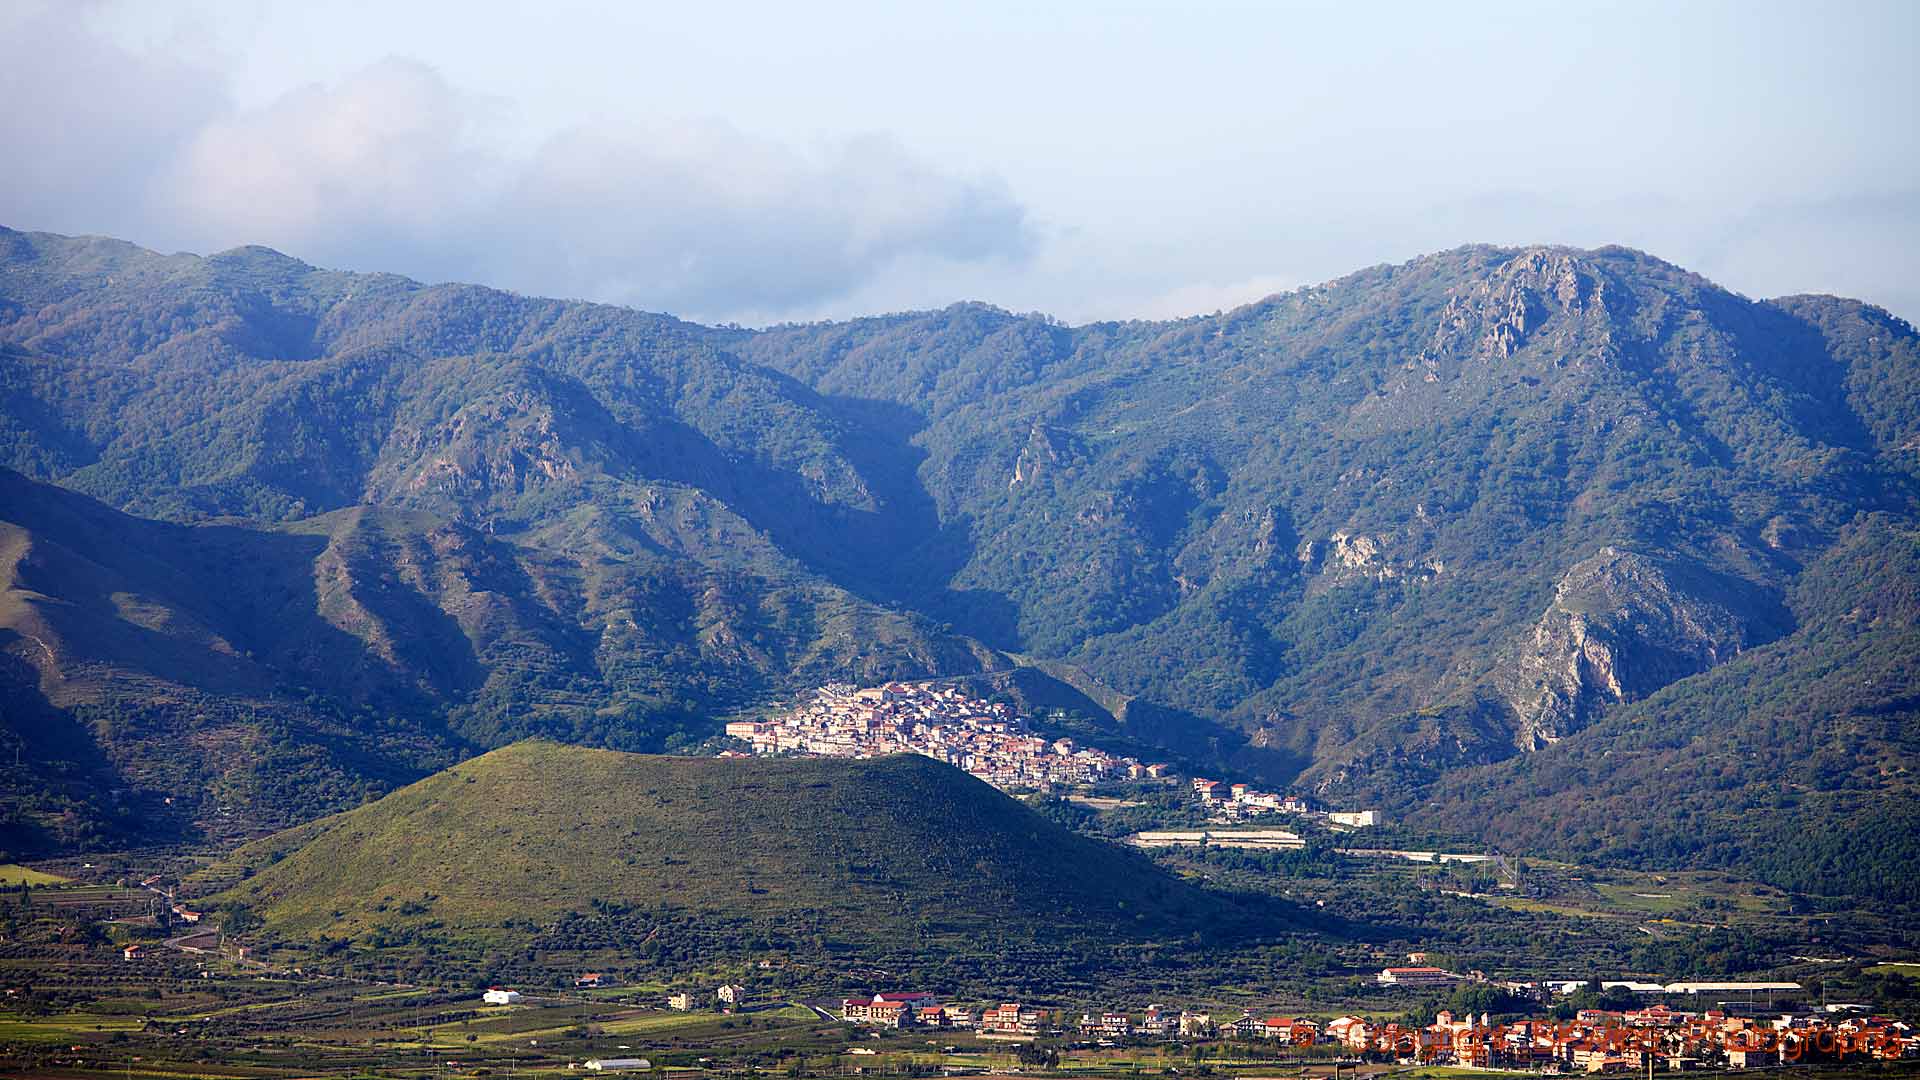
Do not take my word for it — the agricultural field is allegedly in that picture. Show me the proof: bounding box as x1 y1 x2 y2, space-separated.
2 821 1915 1079
0 865 69 886
2 926 1918 1080
1476 869 1791 923
0 1012 146 1043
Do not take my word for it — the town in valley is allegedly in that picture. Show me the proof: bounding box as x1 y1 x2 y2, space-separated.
725 682 1384 828
456 968 1912 1073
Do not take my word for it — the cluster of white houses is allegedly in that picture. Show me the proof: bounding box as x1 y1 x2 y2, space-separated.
726 683 1167 791
1315 1007 1913 1069
837 993 1913 1067
666 984 747 1012
1188 776 1383 827
836 996 1331 1043
484 983 748 1012
1376 967 1819 1003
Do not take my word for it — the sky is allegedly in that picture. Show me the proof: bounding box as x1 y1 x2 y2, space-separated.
2 0 1916 326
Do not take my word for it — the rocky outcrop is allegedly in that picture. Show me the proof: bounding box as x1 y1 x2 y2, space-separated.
1008 423 1086 488
1420 248 1612 371
1297 526 1445 588
1491 547 1788 749
1173 504 1298 588
368 364 608 511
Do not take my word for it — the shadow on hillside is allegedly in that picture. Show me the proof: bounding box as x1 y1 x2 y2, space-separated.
597 379 1024 652
1121 696 1313 787
1 470 474 711
1708 292 1878 454
811 394 1023 647
0 646 186 855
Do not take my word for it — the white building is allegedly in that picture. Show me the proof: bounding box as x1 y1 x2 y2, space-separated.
482 988 523 1005
585 1058 651 1071
1378 967 1462 988
1664 981 1802 995
1179 1011 1215 1038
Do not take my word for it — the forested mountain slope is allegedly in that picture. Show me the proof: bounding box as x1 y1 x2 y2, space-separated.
3 227 1916 897
0 466 994 854
1414 516 1920 903
741 247 1919 768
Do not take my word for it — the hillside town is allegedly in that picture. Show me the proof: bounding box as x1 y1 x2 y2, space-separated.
724 682 1168 791
725 682 1396 823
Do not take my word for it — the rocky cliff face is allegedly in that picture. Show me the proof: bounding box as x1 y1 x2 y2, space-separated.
1492 547 1789 748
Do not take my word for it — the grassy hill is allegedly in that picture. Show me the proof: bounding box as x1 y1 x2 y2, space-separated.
204 743 1300 986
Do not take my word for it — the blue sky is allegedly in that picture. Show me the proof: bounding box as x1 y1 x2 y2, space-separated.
4 0 1916 324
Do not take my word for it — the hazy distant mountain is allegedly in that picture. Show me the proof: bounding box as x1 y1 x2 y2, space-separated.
3 227 1916 899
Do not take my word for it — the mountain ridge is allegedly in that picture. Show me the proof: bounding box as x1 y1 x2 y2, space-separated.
3 226 1916 905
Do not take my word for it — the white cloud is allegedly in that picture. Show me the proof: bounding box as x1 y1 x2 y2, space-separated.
160 58 498 272
0 3 225 244
485 123 1032 319
3 4 1914 328
0 10 1034 323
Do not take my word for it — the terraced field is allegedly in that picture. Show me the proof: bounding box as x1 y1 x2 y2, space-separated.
0 864 69 886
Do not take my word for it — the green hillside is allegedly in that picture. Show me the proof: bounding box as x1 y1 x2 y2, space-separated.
0 469 471 853
738 250 1920 758
4 227 1919 906
1412 516 1920 905
0 464 1004 852
205 742 1297 984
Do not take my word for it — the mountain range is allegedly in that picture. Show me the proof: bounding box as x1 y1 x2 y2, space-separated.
2 226 1915 902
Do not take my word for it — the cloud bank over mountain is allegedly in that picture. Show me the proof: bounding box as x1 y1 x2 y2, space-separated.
0 9 1033 323
3 2 1916 327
